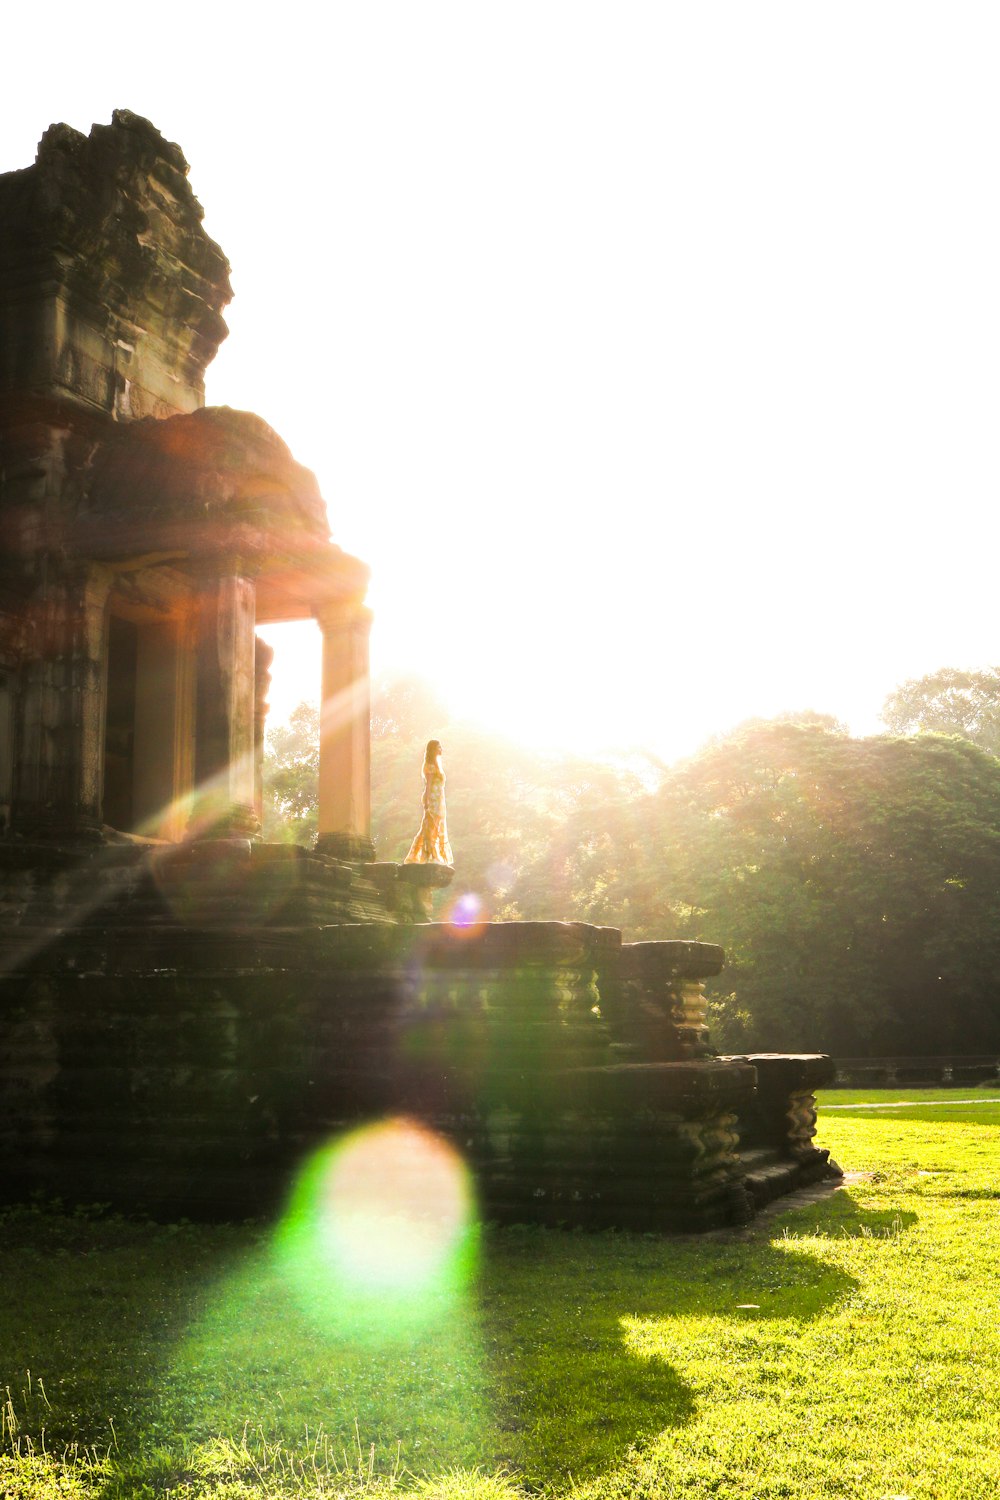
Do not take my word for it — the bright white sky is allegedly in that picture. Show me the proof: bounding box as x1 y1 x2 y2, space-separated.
4 4 999 763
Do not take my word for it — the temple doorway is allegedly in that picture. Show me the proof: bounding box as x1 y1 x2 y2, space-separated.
101 608 194 839
102 614 138 831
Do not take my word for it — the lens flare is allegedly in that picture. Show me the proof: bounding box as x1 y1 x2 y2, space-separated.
442 892 488 940
274 1117 478 1340
317 1118 471 1290
450 892 483 927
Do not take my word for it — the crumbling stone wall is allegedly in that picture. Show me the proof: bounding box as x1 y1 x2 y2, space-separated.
0 109 231 421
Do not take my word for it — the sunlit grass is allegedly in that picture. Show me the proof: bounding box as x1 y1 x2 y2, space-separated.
821 1088 1000 1105
2 1092 999 1496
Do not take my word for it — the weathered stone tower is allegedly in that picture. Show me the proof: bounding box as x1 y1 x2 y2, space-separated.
0 110 372 853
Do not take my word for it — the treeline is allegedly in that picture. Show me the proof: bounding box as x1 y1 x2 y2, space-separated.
264 670 1000 1059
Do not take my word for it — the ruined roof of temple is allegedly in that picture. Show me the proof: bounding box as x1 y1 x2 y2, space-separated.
1 113 367 618
0 109 232 416
77 405 368 613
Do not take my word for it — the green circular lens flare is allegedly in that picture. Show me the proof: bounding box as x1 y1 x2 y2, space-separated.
319 1117 472 1290
274 1117 478 1338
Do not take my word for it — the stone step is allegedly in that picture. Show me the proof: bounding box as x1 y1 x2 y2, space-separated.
740 1145 836 1209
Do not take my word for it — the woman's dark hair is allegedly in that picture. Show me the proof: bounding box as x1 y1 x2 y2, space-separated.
425 739 443 760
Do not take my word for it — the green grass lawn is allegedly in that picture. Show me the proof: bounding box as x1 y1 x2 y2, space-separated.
3 1091 1000 1499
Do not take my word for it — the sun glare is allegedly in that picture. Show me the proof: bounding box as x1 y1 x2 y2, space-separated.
256 621 322 722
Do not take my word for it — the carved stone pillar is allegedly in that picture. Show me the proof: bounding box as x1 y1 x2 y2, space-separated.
11 564 112 839
253 635 274 828
314 600 374 862
609 941 724 1061
190 569 260 838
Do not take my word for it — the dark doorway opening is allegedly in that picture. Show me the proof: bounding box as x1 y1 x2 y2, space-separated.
103 614 138 831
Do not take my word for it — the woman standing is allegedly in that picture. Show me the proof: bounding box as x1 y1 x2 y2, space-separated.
403 739 454 867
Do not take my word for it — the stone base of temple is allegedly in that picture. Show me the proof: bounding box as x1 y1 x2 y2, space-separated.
0 837 395 930
314 832 377 863
739 1146 840 1213
0 891 840 1231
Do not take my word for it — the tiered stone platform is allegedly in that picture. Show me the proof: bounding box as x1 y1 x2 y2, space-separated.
0 841 838 1230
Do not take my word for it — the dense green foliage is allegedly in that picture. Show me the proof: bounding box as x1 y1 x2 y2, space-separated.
3 1094 1000 1498
262 703 321 845
881 665 1000 754
264 680 1000 1057
640 723 1000 1055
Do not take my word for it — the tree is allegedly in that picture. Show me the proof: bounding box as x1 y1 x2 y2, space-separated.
262 702 320 843
632 723 1000 1055
370 675 448 742
881 667 1000 756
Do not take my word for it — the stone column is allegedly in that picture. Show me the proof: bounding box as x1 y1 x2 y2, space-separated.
190 568 259 837
11 564 112 839
610 940 724 1061
253 635 274 828
314 600 374 862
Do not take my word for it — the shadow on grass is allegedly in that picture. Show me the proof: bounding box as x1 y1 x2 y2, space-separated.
464 1220 859 1482
771 1189 919 1240
1 1206 861 1493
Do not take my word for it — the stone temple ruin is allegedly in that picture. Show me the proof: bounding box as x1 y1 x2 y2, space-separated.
0 112 838 1229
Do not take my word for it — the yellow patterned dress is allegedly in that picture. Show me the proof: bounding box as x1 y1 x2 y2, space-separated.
403 755 453 866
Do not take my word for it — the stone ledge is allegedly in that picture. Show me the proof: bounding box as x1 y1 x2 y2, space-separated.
397 863 455 887
728 1053 837 1090
621 940 726 980
566 1058 758 1114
